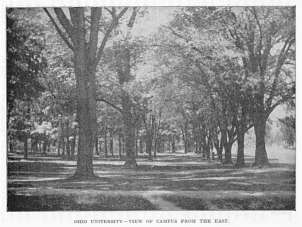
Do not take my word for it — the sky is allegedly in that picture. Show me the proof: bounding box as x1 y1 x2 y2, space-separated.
132 7 178 37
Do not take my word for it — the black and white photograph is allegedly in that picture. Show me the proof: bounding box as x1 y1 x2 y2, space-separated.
2 0 301 225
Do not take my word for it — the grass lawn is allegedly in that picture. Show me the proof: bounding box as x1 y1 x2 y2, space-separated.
7 151 295 211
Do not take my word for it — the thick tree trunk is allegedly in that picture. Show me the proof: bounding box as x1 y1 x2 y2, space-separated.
224 143 233 164
70 131 76 159
213 135 223 162
206 142 211 160
253 116 269 166
66 137 71 159
118 133 122 160
109 130 113 157
235 123 245 167
235 132 245 167
146 134 153 160
9 139 14 153
99 141 102 156
153 137 157 158
207 134 213 160
182 128 189 154
104 130 108 158
57 137 62 156
171 135 176 153
139 138 143 153
95 137 99 155
73 44 96 178
75 127 95 178
217 146 223 162
23 136 28 159
193 126 201 154
122 136 125 154
123 117 137 168
62 138 66 157
201 136 206 158
135 129 138 157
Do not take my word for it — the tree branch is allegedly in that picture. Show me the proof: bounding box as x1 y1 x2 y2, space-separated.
95 7 128 65
88 8 102 61
97 98 123 113
127 7 138 28
266 32 295 109
43 8 74 50
53 8 75 42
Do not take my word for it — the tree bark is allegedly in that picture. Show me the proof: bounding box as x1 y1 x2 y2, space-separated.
153 137 157 158
123 113 137 168
122 92 137 168
109 130 114 157
139 138 143 153
146 133 153 160
69 8 98 178
235 131 245 167
253 115 269 166
181 126 189 154
171 135 176 153
235 115 246 167
95 137 99 155
224 143 233 164
23 136 28 159
104 129 108 158
118 132 122 160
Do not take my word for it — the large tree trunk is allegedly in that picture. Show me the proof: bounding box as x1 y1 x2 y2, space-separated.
9 139 14 153
216 146 223 162
122 91 137 168
235 115 246 168
153 137 157 158
181 125 189 154
171 135 176 153
235 131 245 167
123 114 137 168
109 130 114 157
65 138 71 159
95 137 99 155
213 132 223 162
104 129 108 158
118 132 122 160
23 136 28 159
253 115 269 166
224 143 233 164
72 10 97 178
135 129 138 157
139 138 143 154
146 133 153 160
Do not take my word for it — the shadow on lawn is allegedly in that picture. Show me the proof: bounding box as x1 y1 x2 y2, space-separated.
8 159 295 191
7 192 157 211
7 154 296 210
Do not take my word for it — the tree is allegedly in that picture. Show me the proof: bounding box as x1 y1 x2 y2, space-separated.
155 6 295 167
95 8 147 167
7 9 47 159
44 7 130 178
7 8 46 123
217 7 295 166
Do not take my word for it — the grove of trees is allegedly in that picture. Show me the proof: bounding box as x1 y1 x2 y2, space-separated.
7 6 295 179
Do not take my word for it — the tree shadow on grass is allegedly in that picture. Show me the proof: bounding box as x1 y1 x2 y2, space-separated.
7 191 157 211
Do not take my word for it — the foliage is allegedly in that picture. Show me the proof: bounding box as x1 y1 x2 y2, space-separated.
7 9 47 120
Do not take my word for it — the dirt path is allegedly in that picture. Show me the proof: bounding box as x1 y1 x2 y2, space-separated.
142 191 184 210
